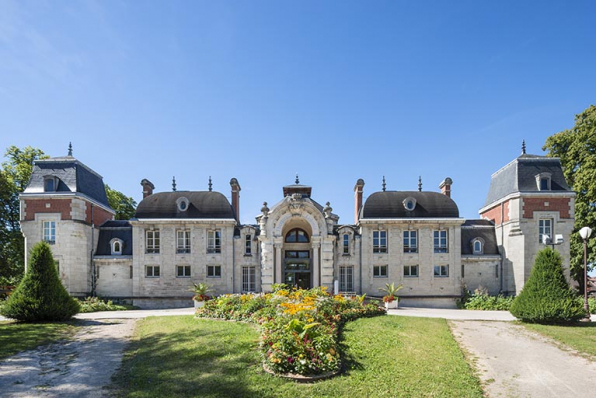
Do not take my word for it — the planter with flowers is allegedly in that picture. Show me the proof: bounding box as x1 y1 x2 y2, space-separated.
189 283 213 308
379 282 402 310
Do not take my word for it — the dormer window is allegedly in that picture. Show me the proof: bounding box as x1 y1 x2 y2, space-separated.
176 197 189 212
472 238 484 255
403 197 417 211
110 238 123 255
535 173 552 191
44 176 57 192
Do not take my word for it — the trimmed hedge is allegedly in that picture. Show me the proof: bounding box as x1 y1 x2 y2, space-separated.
510 247 584 324
0 242 80 322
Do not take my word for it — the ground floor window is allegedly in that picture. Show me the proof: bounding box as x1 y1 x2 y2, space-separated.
207 265 221 278
339 266 354 292
434 265 449 277
373 265 388 278
404 265 418 277
242 266 256 292
176 265 191 278
146 265 160 278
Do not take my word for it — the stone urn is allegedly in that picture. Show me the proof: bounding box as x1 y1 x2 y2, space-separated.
384 300 398 310
194 300 205 309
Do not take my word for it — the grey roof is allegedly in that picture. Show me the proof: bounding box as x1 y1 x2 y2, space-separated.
135 191 235 219
484 155 571 207
24 157 111 207
361 191 459 219
95 220 133 256
461 220 499 255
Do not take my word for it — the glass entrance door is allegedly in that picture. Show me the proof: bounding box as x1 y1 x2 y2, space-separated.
284 250 311 289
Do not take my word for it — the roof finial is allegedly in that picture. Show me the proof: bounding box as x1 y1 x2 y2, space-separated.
208 176 213 192
382 176 386 192
68 142 73 157
522 139 526 155
295 173 299 184
418 176 422 192
172 176 177 192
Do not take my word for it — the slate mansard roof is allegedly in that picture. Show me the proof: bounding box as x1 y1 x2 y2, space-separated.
23 156 111 208
461 219 499 255
96 220 133 256
484 154 572 207
361 191 459 219
135 191 235 219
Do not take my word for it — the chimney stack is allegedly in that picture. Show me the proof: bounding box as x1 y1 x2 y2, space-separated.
354 179 365 224
141 179 155 199
230 178 241 222
439 177 453 198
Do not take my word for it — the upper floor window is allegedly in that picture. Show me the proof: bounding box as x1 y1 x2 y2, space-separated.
403 197 417 211
177 230 190 254
44 177 57 192
343 234 349 255
539 219 552 244
535 172 552 191
403 230 418 253
373 230 387 253
146 230 160 254
208 230 221 253
111 239 123 255
43 221 56 244
176 197 189 212
245 234 252 255
285 228 309 243
434 264 449 277
472 238 483 255
433 230 448 253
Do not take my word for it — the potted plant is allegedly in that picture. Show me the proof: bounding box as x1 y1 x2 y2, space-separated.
189 282 213 308
379 282 402 309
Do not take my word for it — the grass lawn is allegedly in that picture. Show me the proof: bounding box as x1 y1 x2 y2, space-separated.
113 315 482 398
0 321 76 360
522 322 596 357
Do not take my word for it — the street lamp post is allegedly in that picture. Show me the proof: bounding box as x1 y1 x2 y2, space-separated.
579 226 592 320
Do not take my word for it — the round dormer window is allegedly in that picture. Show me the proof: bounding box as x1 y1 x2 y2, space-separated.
177 197 189 212
403 197 417 211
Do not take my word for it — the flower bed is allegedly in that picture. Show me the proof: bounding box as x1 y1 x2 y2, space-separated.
196 286 384 376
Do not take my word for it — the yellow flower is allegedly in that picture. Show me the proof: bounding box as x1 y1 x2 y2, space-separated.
329 348 336 355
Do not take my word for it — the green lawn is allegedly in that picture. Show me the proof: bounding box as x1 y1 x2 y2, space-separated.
523 322 596 357
0 321 76 360
113 315 482 398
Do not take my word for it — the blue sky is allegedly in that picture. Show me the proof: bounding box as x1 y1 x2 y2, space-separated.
1 1 595 224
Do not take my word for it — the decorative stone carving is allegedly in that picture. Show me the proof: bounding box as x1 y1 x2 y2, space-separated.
323 202 332 218
289 194 304 213
261 202 269 217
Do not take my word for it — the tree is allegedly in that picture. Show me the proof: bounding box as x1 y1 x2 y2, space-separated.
0 241 80 321
0 146 47 285
510 247 584 324
543 105 596 290
105 184 137 220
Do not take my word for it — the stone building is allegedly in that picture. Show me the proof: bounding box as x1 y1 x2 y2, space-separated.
19 145 575 308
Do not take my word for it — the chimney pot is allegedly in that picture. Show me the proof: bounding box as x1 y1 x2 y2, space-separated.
230 178 241 222
439 177 453 198
354 179 365 224
141 179 155 199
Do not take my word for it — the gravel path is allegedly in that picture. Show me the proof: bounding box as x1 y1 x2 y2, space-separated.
450 320 596 398
0 319 135 398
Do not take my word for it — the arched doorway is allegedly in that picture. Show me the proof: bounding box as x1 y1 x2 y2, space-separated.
283 228 311 289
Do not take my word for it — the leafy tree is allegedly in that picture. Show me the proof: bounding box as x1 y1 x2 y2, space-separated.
0 241 80 321
0 146 47 285
106 184 137 220
543 105 596 290
510 248 584 324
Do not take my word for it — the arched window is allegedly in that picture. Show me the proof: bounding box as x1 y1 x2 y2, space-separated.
285 228 310 243
472 238 483 255
111 239 123 255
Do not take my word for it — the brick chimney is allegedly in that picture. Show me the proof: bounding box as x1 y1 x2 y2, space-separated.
141 179 155 199
439 177 453 198
354 179 365 224
230 178 241 221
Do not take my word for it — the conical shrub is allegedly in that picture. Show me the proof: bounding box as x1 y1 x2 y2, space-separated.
0 242 80 321
510 247 584 324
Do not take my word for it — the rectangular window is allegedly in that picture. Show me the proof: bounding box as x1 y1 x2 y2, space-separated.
339 266 354 291
403 230 418 253
461 264 465 278
146 265 160 277
242 266 256 292
245 234 252 255
43 221 56 244
433 230 448 253
373 230 387 253
539 219 552 244
434 265 449 277
176 230 191 254
55 260 60 273
207 230 221 253
373 265 388 278
207 265 221 278
176 265 191 278
404 265 419 277
146 230 160 254
343 234 350 255
130 266 133 279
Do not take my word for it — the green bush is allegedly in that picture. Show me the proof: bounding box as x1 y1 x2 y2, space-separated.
510 248 585 324
76 296 134 313
0 242 80 322
458 287 514 311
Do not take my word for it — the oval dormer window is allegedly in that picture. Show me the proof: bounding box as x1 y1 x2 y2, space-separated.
176 197 189 212
403 197 417 211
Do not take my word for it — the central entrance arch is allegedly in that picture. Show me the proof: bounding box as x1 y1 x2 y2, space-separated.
283 227 312 289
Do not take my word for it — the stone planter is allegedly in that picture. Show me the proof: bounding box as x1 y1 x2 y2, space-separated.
194 300 205 309
385 300 398 310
